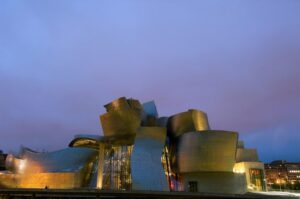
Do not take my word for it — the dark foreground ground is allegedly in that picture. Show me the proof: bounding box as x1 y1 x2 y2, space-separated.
0 189 298 199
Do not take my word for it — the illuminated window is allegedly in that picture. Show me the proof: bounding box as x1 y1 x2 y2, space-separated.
102 145 133 190
249 169 265 191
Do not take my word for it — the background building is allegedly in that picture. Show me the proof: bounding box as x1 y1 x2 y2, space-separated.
265 160 300 190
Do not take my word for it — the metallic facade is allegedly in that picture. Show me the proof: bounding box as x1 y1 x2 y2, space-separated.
6 147 98 174
0 96 265 194
175 131 238 173
100 97 142 137
1 146 98 188
131 127 169 191
69 134 101 149
167 109 210 137
233 141 266 191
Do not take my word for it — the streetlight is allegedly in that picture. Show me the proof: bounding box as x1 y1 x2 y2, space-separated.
278 172 282 191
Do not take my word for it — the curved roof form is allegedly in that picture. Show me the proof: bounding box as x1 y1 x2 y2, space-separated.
69 134 102 149
74 134 102 140
6 147 98 174
167 109 210 137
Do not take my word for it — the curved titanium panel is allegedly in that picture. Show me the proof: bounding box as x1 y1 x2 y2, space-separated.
100 97 142 137
104 97 142 112
176 130 238 173
131 127 169 191
2 147 99 188
7 147 98 174
168 109 210 137
100 111 141 137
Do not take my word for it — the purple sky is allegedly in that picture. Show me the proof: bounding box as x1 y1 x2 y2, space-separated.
0 1 300 162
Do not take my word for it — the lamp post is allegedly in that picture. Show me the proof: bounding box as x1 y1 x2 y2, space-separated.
278 173 282 191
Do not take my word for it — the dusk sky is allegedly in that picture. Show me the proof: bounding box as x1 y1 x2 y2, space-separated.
0 1 300 162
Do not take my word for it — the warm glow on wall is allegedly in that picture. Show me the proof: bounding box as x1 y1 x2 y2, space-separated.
18 159 26 174
233 163 245 174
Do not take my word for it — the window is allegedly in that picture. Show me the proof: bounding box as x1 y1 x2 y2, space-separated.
102 145 133 190
249 169 265 191
188 181 198 192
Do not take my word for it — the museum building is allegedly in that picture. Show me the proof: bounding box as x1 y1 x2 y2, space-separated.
0 97 266 194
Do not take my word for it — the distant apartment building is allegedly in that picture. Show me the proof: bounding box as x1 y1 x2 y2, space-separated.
0 150 7 170
265 160 300 190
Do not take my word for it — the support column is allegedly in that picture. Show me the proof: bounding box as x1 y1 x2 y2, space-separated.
97 142 105 189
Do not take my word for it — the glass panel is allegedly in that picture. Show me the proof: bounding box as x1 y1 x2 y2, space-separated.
161 145 184 191
249 169 265 191
102 145 133 190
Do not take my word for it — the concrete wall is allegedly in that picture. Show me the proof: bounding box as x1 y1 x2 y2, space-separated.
182 172 247 194
0 172 84 188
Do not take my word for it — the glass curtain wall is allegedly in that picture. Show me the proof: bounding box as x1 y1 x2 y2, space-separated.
249 169 265 191
161 145 183 191
102 145 133 190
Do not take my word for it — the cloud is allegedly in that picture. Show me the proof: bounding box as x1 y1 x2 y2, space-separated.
0 1 299 162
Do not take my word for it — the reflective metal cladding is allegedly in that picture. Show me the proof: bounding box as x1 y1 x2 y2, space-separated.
176 130 238 173
167 109 210 137
131 127 169 191
69 134 102 149
6 147 98 174
1 146 98 188
100 97 142 137
0 96 265 194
